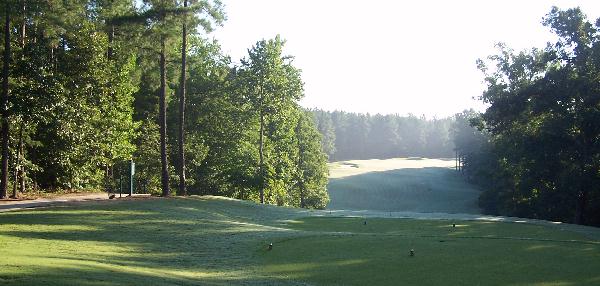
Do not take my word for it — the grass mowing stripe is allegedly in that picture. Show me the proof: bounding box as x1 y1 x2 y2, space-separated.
261 216 600 286
275 231 600 245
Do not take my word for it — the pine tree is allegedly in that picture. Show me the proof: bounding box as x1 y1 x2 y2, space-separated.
0 1 12 199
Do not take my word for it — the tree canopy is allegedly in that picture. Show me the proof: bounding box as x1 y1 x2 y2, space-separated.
456 7 600 226
0 0 329 209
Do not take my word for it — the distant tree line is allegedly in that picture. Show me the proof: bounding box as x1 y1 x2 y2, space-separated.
0 0 328 208
453 7 600 226
310 110 455 161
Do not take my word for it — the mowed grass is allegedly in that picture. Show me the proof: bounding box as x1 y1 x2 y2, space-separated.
0 197 311 285
262 217 600 286
327 158 481 213
1 197 600 285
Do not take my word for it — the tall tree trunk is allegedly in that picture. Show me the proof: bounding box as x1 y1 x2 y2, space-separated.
11 151 17 198
297 118 305 208
17 0 25 198
159 35 170 197
21 0 25 49
17 124 24 196
107 24 114 60
574 189 587 225
574 143 590 225
11 123 23 198
259 109 265 204
105 22 114 194
18 164 24 195
1 6 11 199
105 165 111 194
177 0 188 196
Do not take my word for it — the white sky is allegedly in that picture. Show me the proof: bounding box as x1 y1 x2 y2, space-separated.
211 0 600 117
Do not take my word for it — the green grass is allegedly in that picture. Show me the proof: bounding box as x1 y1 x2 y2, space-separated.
262 217 600 286
1 197 599 285
327 158 480 213
0 197 308 285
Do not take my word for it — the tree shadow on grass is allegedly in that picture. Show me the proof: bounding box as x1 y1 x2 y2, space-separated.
258 217 600 286
258 233 600 286
2 197 600 285
0 262 277 286
0 197 302 285
327 167 481 214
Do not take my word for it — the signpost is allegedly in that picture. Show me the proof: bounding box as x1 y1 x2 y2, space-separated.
130 160 135 196
115 160 135 197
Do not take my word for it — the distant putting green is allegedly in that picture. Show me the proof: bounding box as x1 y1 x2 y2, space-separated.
327 158 481 213
1 197 600 285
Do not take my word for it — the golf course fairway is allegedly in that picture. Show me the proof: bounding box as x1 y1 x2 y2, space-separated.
1 197 599 285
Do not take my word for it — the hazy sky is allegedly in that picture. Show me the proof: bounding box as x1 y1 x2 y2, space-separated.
211 1 600 117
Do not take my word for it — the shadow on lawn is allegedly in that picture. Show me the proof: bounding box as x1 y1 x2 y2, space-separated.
258 217 600 286
259 233 600 286
2 197 600 285
0 197 300 286
0 263 263 286
327 167 480 214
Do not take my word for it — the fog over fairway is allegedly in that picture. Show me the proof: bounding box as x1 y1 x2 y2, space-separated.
327 158 481 214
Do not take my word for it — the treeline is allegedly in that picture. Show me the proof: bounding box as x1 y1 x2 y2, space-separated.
453 7 600 226
310 110 455 161
0 1 328 208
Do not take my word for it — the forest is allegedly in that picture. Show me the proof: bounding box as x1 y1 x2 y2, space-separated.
0 0 329 208
310 110 455 161
454 8 600 226
1 1 598 228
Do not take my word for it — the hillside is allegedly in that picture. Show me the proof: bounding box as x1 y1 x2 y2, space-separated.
327 158 481 213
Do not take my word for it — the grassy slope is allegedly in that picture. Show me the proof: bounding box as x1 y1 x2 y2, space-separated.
327 158 481 213
0 197 311 286
1 197 600 285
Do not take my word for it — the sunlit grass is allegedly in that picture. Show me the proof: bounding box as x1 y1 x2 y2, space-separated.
261 217 600 286
0 197 307 285
327 158 480 213
1 197 599 285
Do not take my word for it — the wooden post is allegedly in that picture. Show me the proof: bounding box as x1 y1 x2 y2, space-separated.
455 150 458 171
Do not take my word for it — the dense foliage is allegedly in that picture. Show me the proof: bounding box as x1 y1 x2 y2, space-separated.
311 110 455 161
0 0 328 208
454 7 600 226
3 2 597 225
